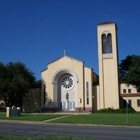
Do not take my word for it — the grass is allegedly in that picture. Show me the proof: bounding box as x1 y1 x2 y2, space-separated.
49 113 140 126
0 113 65 121
0 134 96 140
1 112 140 126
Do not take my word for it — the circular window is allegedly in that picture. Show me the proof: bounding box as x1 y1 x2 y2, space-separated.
61 76 74 90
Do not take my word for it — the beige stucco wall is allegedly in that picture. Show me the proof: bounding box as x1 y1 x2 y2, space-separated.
93 85 99 110
97 23 120 109
41 56 85 109
92 73 99 110
120 83 137 93
120 83 140 111
92 72 99 83
84 67 93 110
122 97 140 112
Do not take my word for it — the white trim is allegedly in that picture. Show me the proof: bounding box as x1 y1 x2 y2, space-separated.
52 68 79 84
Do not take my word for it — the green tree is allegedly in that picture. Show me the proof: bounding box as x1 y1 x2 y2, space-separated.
0 62 35 107
119 55 140 90
0 63 8 106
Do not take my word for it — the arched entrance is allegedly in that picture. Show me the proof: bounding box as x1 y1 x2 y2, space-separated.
52 69 78 111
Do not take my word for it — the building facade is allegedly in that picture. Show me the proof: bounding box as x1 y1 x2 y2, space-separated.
41 55 99 112
40 22 140 112
1 22 140 113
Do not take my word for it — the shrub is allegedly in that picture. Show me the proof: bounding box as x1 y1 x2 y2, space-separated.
93 107 135 113
0 107 5 112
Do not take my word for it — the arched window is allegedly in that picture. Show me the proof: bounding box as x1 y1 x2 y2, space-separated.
102 33 112 54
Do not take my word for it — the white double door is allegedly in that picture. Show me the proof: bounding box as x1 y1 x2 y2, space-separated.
60 101 75 111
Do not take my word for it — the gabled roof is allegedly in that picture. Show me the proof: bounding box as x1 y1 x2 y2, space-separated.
41 68 47 72
85 66 93 70
47 55 84 65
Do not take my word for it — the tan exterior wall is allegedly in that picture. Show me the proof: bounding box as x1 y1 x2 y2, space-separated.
122 97 140 112
92 73 99 111
92 73 99 83
84 67 93 111
102 59 119 109
22 88 41 112
120 83 140 111
120 83 137 93
97 23 120 109
93 85 99 110
41 56 99 112
41 56 85 109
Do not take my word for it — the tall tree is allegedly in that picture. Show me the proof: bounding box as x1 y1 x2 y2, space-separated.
0 62 35 107
119 55 140 90
0 63 8 106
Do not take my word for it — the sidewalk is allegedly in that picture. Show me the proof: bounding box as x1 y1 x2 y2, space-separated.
42 114 73 123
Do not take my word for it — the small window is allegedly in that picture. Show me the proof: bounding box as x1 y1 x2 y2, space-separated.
123 89 126 93
86 82 89 105
87 98 89 104
128 100 132 106
86 82 89 89
128 89 131 93
102 33 112 54
137 99 140 107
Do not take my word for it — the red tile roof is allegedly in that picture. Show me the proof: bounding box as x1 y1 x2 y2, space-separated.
120 93 140 97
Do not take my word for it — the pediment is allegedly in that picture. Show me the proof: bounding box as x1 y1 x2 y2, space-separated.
47 55 83 66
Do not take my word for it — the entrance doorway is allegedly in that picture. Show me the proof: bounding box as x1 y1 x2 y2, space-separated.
69 101 75 111
58 74 76 111
60 101 75 111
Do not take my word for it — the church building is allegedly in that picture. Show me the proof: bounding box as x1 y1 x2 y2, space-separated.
1 22 140 113
40 22 140 112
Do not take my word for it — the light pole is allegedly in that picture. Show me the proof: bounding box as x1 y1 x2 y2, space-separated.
126 100 128 124
66 93 69 111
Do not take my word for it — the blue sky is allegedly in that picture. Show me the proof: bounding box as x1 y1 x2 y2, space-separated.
0 0 140 80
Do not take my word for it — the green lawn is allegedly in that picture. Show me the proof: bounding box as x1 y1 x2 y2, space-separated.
1 112 140 126
0 134 96 140
49 113 140 126
0 113 65 121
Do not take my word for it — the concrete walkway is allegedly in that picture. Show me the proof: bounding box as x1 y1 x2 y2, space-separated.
0 112 91 125
41 114 73 123
41 112 91 122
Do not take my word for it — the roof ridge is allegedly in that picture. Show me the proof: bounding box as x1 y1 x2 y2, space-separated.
47 55 84 65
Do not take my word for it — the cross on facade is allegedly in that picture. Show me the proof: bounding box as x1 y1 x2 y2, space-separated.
64 49 66 56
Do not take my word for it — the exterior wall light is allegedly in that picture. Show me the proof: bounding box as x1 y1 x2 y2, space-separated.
79 98 82 103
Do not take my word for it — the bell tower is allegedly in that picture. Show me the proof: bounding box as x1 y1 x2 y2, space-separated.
97 22 120 109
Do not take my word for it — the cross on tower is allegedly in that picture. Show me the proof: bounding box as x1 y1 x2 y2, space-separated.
105 14 109 21
64 49 66 56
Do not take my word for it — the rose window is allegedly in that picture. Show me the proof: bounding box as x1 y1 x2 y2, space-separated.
61 76 74 90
